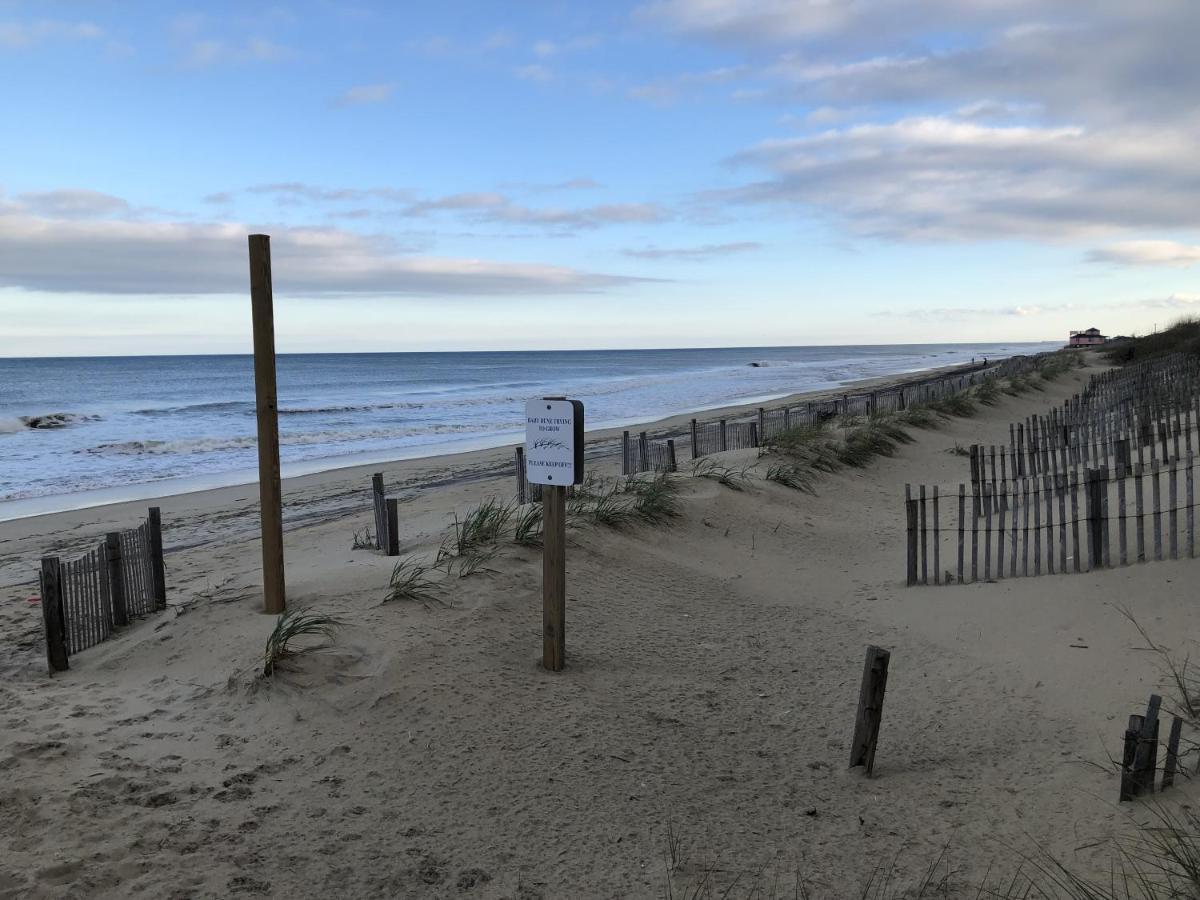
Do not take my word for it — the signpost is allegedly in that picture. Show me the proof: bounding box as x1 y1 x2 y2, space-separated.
524 398 584 671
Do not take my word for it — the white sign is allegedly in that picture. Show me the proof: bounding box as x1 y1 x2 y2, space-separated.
525 398 584 486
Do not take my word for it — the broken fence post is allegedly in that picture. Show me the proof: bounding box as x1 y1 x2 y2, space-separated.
849 645 890 776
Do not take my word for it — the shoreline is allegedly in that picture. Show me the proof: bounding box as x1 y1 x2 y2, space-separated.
0 357 997 525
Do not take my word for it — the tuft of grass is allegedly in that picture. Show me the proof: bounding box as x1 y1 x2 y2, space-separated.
836 420 912 468
894 406 941 429
929 391 978 418
586 484 639 529
626 472 681 523
383 557 439 604
764 463 816 494
691 457 755 490
455 544 499 578
974 378 1002 406
350 527 375 550
1119 606 1200 724
946 442 971 457
263 609 341 677
511 504 543 546
450 498 514 555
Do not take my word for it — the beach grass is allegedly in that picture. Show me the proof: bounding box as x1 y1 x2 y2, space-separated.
383 557 439 603
262 609 342 677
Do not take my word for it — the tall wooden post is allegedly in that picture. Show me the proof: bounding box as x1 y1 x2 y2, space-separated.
542 484 567 671
105 532 128 627
248 234 286 615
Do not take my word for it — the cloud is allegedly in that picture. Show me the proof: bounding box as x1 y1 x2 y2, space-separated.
623 241 760 260
0 196 651 296
628 65 750 105
16 190 130 218
400 192 668 231
721 116 1200 240
178 28 296 67
502 177 604 193
514 63 554 82
246 183 412 204
1087 241 1200 267
0 19 103 48
334 82 397 107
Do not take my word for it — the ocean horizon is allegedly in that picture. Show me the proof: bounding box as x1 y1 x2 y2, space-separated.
0 341 1057 517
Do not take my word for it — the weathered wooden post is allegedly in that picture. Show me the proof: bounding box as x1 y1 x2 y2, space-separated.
514 448 526 505
719 419 728 452
248 234 285 615
372 473 386 548
1162 716 1183 789
666 439 678 473
148 506 167 610
849 645 890 775
386 499 400 557
689 419 699 459
525 398 584 672
105 532 128 627
39 557 69 673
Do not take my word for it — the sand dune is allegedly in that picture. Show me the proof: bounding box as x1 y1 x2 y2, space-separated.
1 360 1196 898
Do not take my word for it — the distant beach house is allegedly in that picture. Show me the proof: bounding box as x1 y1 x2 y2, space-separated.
1067 327 1106 348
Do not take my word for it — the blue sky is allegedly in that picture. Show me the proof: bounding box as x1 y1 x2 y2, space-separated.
2 0 1198 355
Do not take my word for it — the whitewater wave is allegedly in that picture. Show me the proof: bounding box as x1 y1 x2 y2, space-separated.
0 412 100 433
75 422 518 457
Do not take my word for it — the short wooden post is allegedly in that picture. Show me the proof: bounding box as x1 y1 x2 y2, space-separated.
849 646 890 776
147 506 167 609
105 532 128 627
543 484 567 671
40 557 69 672
1120 713 1143 802
1131 694 1162 797
666 439 678 473
1162 716 1184 789
621 431 631 475
757 407 766 440
248 234 286 615
638 432 649 472
749 421 759 448
690 419 699 459
719 419 728 452
386 499 400 557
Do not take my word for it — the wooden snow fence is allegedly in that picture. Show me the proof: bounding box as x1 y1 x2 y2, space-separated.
39 507 167 672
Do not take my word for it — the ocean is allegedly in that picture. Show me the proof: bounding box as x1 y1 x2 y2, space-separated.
0 342 1056 516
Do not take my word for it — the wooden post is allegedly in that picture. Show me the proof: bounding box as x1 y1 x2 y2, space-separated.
543 485 567 671
666 439 678 473
621 431 631 475
757 407 766 441
638 432 649 472
386 498 400 557
690 419 699 459
248 234 286 615
147 507 167 610
719 419 728 452
932 486 940 585
1162 716 1183 789
849 646 890 776
919 485 928 585
372 472 386 548
749 421 759 448
105 532 128 627
1131 694 1162 797
957 485 965 584
905 495 918 586
40 557 69 673
1120 713 1143 802
514 448 527 505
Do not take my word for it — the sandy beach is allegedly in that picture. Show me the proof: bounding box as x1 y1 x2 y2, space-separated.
1 355 1196 898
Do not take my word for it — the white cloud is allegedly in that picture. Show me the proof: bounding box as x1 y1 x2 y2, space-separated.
623 241 760 260
1087 241 1200 268
0 19 103 48
16 190 130 218
0 196 650 296
514 63 554 82
722 116 1200 240
334 82 398 107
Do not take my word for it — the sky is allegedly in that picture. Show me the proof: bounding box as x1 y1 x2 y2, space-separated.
2 0 1199 356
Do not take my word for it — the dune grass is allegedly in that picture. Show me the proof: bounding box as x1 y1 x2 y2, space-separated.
449 497 514 555
690 457 755 490
764 463 816 494
383 557 439 603
262 609 342 677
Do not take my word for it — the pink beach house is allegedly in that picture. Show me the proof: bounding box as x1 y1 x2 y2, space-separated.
1068 327 1106 348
